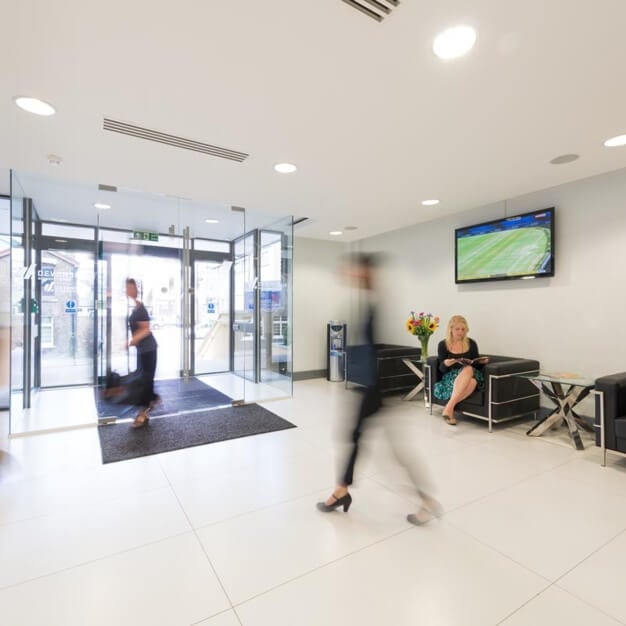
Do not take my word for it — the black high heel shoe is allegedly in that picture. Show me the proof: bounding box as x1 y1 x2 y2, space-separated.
316 492 352 513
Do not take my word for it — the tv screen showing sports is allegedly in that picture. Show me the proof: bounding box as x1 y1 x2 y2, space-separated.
455 208 554 284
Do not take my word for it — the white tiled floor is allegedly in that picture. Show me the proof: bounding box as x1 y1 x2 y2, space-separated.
1 379 625 625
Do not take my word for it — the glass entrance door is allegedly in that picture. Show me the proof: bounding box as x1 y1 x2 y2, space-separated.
233 232 256 382
193 257 231 375
6 171 298 435
38 246 95 387
97 235 183 381
258 220 292 396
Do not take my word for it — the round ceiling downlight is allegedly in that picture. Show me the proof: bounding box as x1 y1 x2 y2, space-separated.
274 162 297 174
14 96 56 116
604 135 626 148
433 26 477 60
421 199 440 206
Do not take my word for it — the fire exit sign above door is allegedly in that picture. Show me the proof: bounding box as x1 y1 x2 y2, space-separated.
131 231 159 242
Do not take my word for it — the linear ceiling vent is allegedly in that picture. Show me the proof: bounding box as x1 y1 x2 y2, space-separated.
340 0 399 22
103 118 249 163
292 217 309 226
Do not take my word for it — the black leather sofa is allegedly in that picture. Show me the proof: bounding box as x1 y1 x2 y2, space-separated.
426 354 541 431
346 343 421 393
594 372 626 465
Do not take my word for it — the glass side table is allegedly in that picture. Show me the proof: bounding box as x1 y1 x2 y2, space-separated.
401 358 431 408
514 372 597 450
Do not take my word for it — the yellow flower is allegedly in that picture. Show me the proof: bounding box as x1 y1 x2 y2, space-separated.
405 319 414 333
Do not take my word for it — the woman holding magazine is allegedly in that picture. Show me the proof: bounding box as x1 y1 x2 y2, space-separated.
433 315 488 425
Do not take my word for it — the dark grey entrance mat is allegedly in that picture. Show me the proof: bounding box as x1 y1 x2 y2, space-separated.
95 377 233 418
97 404 296 464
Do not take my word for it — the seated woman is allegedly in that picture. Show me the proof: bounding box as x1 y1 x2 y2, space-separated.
433 315 488 426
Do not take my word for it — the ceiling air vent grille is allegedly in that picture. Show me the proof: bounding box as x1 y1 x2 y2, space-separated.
340 0 399 22
103 118 249 162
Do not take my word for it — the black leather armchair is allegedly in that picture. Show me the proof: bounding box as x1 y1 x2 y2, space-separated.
594 372 626 465
346 343 421 392
426 354 541 431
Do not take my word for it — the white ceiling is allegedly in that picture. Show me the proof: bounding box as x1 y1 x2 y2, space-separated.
2 0 626 242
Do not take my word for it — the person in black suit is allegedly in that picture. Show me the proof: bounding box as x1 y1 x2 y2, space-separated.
316 254 441 526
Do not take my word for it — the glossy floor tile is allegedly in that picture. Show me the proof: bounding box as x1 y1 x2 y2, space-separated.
0 532 230 626
196 479 416 604
1 379 625 625
499 584 622 626
9 387 99 434
235 523 549 626
558 529 626 624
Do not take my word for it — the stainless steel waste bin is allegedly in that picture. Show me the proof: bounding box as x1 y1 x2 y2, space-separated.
327 321 346 382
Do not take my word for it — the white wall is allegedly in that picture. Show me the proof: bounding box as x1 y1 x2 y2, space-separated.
358 167 626 393
293 237 349 372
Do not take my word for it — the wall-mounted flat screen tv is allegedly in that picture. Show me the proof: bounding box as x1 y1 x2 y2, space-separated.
455 207 554 284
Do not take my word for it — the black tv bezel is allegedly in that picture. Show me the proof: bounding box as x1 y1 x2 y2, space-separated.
454 207 555 285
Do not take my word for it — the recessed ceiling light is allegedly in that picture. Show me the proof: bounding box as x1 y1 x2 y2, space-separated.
549 153 579 165
604 134 626 148
94 202 111 210
205 219 220 224
47 154 62 166
329 231 343 236
433 26 477 60
274 162 297 174
421 199 440 206
14 96 56 116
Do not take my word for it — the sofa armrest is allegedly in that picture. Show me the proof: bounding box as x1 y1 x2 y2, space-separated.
483 358 540 404
484 358 540 377
595 372 626 450
426 356 440 394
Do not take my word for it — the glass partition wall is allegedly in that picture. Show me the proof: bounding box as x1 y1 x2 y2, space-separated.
8 172 292 435
0 195 11 413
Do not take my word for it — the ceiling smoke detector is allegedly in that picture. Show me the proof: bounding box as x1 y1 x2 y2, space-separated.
549 153 579 165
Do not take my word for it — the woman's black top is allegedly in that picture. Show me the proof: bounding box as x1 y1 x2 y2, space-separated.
128 303 157 354
437 338 481 374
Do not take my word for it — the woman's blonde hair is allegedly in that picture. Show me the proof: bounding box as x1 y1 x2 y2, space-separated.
446 315 469 352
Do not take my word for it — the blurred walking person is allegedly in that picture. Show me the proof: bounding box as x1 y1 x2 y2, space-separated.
316 253 442 526
126 278 160 428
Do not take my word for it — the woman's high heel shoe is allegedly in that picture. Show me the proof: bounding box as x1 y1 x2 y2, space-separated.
316 492 352 513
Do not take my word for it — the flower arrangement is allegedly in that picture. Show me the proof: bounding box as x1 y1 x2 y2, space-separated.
405 311 440 359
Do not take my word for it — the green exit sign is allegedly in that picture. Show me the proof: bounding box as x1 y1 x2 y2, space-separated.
132 231 159 242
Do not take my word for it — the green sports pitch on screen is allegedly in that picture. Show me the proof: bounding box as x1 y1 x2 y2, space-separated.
455 208 554 284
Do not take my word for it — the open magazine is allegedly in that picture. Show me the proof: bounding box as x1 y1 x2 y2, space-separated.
452 356 489 365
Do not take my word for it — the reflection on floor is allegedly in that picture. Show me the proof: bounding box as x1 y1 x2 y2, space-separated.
0 379 624 625
8 373 293 435
9 387 99 434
